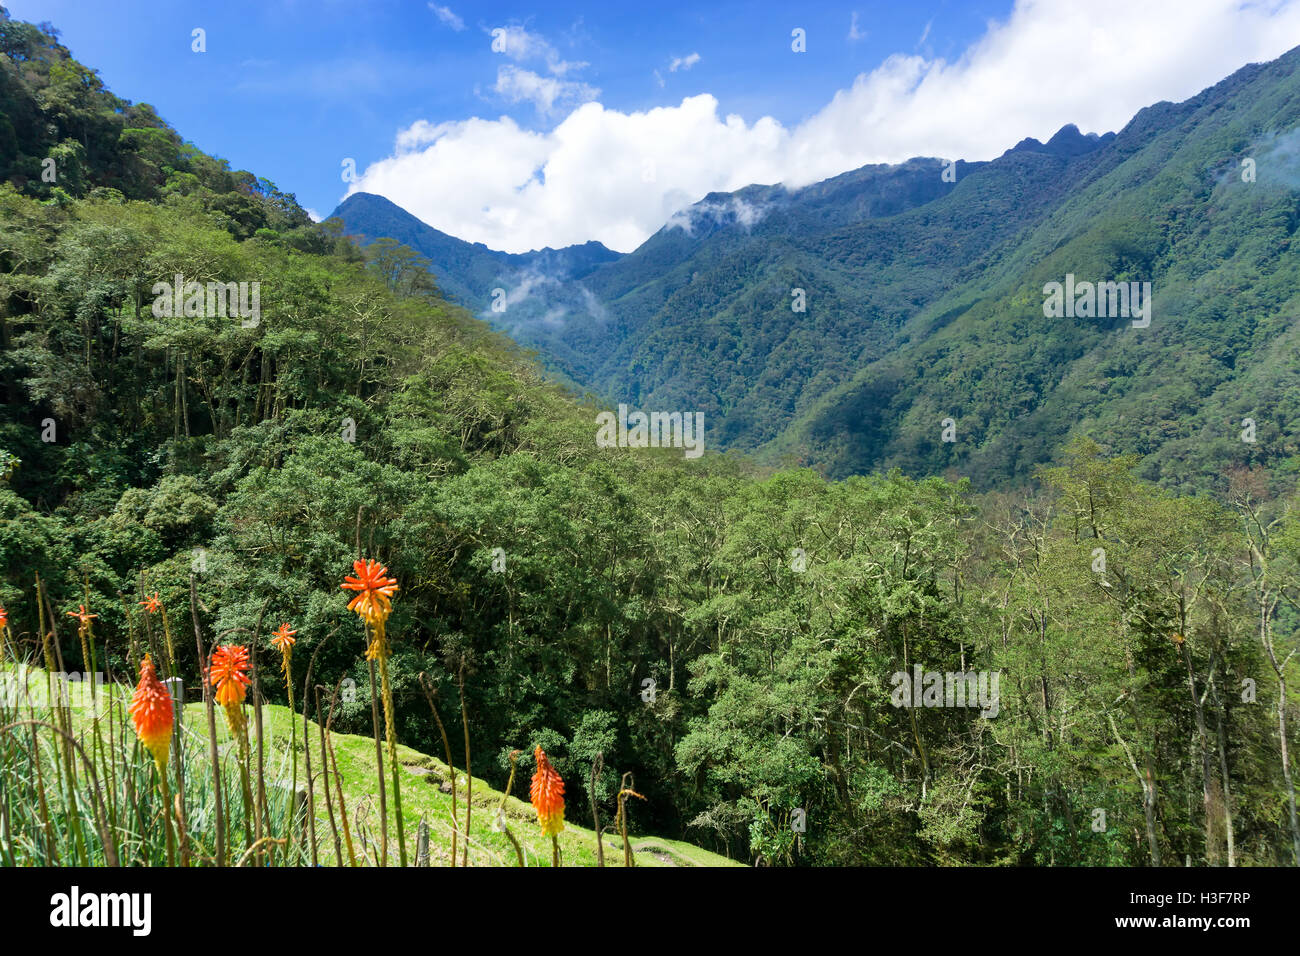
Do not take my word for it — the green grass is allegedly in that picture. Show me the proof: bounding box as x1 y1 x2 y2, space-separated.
252 701 741 867
1 662 741 867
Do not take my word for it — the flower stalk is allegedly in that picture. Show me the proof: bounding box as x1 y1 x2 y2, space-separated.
342 559 405 866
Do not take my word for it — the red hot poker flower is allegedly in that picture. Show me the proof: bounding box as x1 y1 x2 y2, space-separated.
139 593 162 614
341 559 399 628
129 654 174 772
207 644 251 708
530 745 566 837
66 605 98 630
270 623 297 652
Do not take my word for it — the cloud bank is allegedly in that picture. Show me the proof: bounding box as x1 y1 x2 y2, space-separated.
349 0 1300 253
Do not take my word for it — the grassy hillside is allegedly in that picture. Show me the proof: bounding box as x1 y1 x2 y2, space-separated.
256 700 738 867
0 663 737 866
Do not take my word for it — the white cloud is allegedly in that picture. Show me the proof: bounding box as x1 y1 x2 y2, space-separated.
395 119 451 152
489 23 544 60
667 197 769 235
848 12 866 42
488 23 585 74
579 284 609 322
430 4 465 31
658 52 700 87
494 65 599 118
484 23 593 115
350 0 1300 254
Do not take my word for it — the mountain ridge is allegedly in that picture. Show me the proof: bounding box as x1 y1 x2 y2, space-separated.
331 45 1300 493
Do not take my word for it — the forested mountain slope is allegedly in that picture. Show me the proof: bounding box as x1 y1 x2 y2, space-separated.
330 191 621 314
783 48 1300 491
337 50 1300 494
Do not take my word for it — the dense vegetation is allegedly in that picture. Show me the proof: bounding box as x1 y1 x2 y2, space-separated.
337 52 1300 493
2 10 1299 866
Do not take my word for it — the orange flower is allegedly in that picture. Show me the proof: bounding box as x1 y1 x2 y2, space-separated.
139 593 162 614
129 654 173 772
529 746 566 837
66 604 98 630
0 605 7 629
270 623 297 652
208 644 251 708
341 559 399 628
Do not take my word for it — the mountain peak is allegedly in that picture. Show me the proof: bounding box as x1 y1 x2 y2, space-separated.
1004 123 1115 159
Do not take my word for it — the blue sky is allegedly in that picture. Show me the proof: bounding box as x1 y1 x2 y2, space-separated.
7 1 1000 212
9 1 1300 252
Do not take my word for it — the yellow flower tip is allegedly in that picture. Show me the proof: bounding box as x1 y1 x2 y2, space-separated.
363 624 390 661
222 700 246 737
